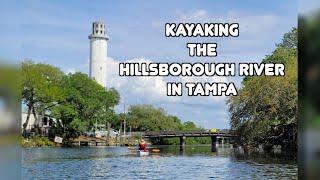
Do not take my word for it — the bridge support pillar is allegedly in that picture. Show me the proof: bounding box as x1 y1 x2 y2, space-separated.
180 136 186 152
211 136 217 152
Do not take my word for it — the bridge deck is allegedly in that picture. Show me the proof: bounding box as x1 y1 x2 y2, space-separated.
143 131 237 138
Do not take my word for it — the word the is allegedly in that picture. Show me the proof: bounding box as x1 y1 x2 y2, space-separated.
187 43 217 57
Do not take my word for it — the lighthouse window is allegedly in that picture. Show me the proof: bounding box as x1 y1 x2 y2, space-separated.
101 24 103 28
101 30 103 34
96 30 98 34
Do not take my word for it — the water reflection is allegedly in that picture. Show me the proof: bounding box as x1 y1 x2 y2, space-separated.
22 145 297 179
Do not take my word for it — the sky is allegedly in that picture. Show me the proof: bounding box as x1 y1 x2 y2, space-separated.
1 0 297 129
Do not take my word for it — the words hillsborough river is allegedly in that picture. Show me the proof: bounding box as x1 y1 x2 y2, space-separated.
22 145 297 179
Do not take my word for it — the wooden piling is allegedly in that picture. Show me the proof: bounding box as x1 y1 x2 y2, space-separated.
211 136 217 152
180 136 186 152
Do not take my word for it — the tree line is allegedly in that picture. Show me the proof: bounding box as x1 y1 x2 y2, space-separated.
126 105 211 144
22 63 207 144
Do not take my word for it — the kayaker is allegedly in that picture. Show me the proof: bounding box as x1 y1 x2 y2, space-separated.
138 139 148 152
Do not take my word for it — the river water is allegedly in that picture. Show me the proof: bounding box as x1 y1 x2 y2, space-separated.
22 145 297 179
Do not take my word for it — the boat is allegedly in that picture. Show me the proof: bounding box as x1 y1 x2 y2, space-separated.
151 149 160 153
137 150 149 156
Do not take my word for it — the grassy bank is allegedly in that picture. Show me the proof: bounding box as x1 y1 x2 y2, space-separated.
21 136 56 148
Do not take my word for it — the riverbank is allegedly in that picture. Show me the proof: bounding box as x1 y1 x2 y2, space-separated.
21 136 56 148
231 140 297 158
21 135 140 148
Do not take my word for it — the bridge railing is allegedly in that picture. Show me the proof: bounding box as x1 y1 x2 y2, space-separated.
143 130 237 137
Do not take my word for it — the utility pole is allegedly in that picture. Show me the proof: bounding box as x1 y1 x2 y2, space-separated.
119 123 122 145
123 103 126 136
130 126 132 145
123 103 126 145
107 122 110 145
106 91 110 145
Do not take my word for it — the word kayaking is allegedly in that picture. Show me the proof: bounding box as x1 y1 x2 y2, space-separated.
165 23 239 37
119 63 285 76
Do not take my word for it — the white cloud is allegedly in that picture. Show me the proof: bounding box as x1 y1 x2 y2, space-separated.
106 57 180 104
176 9 209 22
105 57 231 105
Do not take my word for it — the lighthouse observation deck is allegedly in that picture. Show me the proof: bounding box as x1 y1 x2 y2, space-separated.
89 21 109 40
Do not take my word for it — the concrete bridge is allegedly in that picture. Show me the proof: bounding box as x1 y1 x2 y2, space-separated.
143 130 237 152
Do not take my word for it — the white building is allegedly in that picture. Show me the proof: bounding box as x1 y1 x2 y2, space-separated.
21 113 57 135
21 112 40 131
89 21 108 88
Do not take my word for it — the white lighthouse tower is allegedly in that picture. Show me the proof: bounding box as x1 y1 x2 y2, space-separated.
89 21 108 88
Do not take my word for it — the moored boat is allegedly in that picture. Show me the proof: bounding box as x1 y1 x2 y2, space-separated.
151 149 160 153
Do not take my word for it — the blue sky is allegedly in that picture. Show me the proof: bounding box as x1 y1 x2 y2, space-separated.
1 0 297 128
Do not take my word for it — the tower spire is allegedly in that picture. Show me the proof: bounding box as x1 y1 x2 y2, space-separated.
89 21 108 88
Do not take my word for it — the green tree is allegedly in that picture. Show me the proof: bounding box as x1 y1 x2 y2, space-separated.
51 72 119 138
22 62 120 139
276 27 297 49
228 28 297 147
182 121 210 144
22 61 64 134
126 105 182 131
